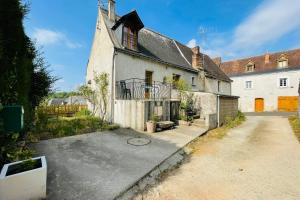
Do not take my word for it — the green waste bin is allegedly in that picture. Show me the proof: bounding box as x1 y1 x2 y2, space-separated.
0 105 24 133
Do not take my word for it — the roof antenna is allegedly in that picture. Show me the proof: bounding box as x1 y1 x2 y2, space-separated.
199 26 208 68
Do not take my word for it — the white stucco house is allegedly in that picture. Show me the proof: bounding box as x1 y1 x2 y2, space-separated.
220 49 300 113
86 0 236 130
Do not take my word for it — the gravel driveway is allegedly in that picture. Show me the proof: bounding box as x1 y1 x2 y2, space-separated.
137 116 300 200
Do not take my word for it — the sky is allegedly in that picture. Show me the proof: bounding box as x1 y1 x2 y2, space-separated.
24 0 300 92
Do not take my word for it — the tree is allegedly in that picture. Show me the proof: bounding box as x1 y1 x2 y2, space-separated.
78 85 98 115
78 72 109 122
95 73 109 123
0 0 56 128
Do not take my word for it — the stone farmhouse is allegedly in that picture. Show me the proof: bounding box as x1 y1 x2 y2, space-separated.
86 0 238 130
220 49 300 112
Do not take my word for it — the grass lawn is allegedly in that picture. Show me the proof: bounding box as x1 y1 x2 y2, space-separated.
27 116 119 142
288 116 300 141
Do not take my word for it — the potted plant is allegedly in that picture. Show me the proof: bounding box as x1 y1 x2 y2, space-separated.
146 115 159 133
0 156 47 200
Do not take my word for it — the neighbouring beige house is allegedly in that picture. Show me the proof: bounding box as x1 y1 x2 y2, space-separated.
86 0 238 130
220 49 300 113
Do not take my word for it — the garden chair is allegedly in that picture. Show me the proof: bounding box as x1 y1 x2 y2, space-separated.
120 81 131 99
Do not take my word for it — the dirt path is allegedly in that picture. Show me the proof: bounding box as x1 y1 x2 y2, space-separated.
136 116 300 200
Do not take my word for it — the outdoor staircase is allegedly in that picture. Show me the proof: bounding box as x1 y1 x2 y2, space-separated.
192 118 206 128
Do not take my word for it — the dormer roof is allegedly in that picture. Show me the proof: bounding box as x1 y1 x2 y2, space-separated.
112 10 144 31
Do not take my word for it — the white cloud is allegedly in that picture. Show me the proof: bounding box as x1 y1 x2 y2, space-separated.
186 39 197 48
231 0 300 50
32 28 82 49
191 0 300 60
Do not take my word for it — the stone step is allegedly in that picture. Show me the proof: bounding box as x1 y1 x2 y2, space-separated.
192 119 206 127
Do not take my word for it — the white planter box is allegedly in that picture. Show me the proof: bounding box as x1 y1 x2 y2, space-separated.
0 156 47 200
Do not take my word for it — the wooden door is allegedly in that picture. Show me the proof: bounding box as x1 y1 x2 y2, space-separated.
145 71 153 99
255 98 264 112
278 96 298 112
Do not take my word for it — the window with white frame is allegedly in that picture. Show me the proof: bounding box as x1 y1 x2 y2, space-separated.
245 62 255 72
277 54 288 68
279 78 288 88
278 60 288 68
245 81 252 89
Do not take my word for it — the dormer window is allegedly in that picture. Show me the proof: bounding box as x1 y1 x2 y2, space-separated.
112 10 144 51
123 26 138 50
245 62 255 72
277 54 288 68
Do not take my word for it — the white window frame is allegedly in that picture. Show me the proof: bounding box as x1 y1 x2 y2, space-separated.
278 60 288 68
278 77 289 88
245 80 253 89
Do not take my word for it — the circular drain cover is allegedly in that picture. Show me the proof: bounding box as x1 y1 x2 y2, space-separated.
127 137 151 146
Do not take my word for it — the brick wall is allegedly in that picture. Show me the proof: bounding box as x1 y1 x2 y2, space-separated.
219 97 239 126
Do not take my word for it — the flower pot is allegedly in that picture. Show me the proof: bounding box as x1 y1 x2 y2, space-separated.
0 156 47 200
146 121 157 133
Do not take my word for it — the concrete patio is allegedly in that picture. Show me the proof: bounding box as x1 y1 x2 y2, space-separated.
33 125 208 200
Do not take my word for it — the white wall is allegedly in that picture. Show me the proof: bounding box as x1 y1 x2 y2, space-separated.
86 11 115 121
205 78 231 95
115 52 201 90
231 69 300 112
114 100 145 131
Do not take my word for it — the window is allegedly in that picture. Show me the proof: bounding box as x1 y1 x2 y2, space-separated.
277 54 288 68
173 74 181 82
192 77 195 86
163 76 167 84
278 60 288 68
123 26 138 50
245 81 252 89
279 78 288 88
145 71 153 86
172 74 181 89
246 63 255 72
217 81 221 92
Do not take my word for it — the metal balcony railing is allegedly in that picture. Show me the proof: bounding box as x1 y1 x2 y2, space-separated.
116 78 172 100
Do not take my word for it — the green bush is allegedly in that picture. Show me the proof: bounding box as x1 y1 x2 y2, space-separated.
31 115 119 141
0 133 33 168
75 109 91 117
225 111 246 128
288 116 300 141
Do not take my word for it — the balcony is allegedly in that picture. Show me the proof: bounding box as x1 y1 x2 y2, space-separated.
115 78 173 100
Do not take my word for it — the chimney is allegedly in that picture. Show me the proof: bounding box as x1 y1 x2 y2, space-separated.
212 57 222 67
192 46 203 69
265 53 270 64
108 0 116 22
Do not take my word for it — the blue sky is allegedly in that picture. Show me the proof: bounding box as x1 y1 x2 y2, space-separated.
24 0 300 91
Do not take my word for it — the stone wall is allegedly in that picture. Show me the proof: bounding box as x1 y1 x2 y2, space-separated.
192 92 239 128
